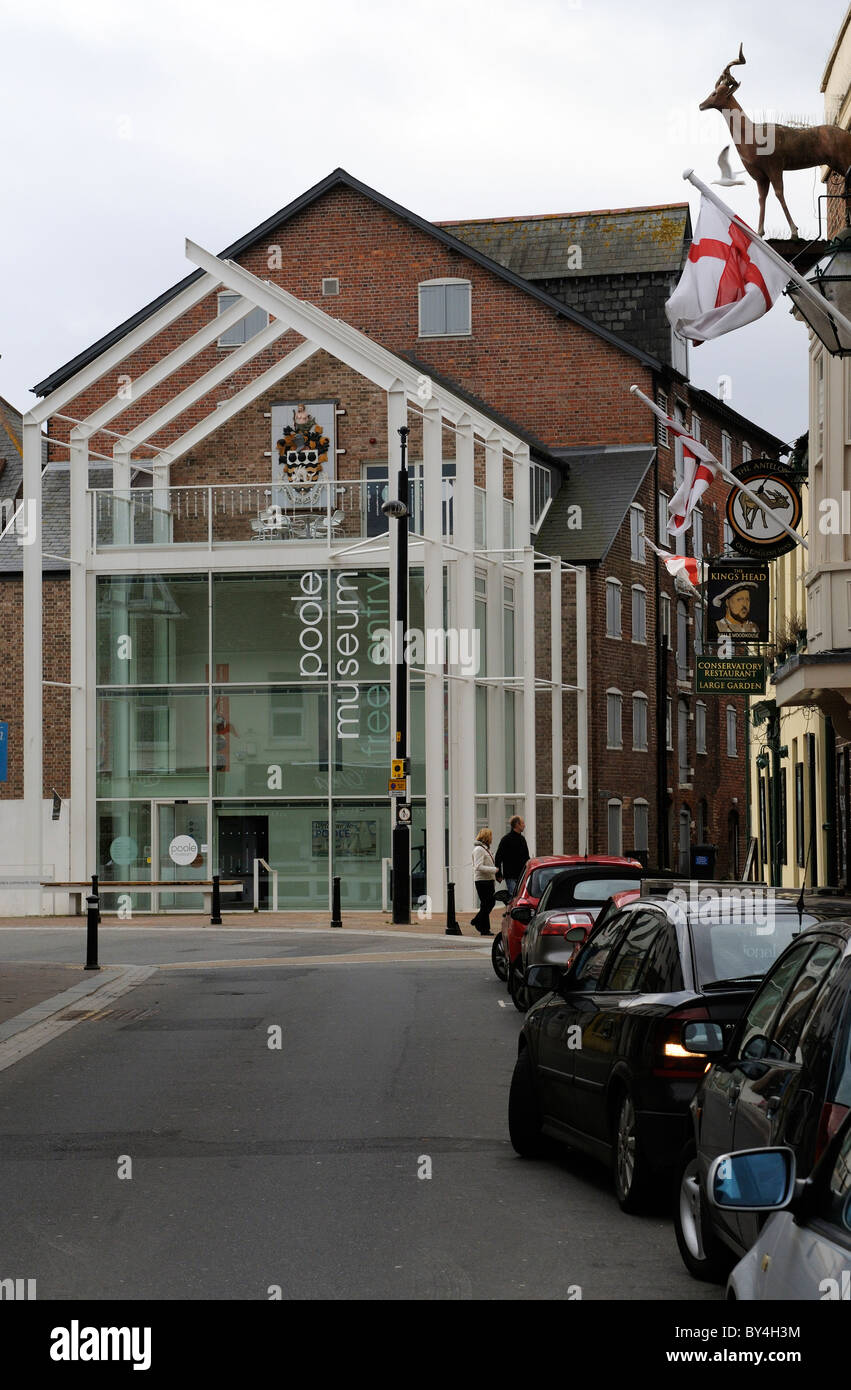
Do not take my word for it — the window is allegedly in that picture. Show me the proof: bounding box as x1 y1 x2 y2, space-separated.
569 916 625 991
661 594 671 648
503 582 515 678
666 696 673 750
631 585 647 644
607 689 623 749
674 402 687 486
606 578 622 638
721 431 732 469
655 391 669 448
678 805 691 872
632 692 648 751
605 912 668 992
696 797 708 844
217 292 268 347
269 686 305 741
630 505 645 562
694 597 704 656
418 280 471 336
678 698 689 784
726 704 737 757
771 943 840 1061
607 799 623 856
321 277 340 296
657 491 670 548
696 701 707 754
677 598 689 679
692 507 704 560
691 414 701 443
742 441 752 462
795 762 805 867
779 767 788 865
633 799 649 853
737 943 814 1061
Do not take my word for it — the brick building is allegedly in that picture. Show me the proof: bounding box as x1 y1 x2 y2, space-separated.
0 169 785 911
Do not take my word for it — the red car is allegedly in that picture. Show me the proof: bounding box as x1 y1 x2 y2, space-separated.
490 855 643 984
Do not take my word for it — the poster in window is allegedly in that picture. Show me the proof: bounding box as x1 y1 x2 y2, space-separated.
271 401 336 485
312 819 378 858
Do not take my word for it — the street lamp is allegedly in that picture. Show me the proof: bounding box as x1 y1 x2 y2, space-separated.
382 425 411 924
787 226 851 355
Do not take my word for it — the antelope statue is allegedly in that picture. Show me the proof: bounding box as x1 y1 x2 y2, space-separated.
700 45 851 237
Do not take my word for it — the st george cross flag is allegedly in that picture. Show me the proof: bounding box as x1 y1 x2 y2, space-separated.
629 386 719 537
666 196 790 344
645 538 705 592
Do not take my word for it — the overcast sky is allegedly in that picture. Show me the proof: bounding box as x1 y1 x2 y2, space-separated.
1 0 845 443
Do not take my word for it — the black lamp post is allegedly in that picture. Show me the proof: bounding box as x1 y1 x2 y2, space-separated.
787 226 851 355
382 425 411 924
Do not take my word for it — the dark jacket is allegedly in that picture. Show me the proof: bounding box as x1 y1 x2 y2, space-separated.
494 831 530 881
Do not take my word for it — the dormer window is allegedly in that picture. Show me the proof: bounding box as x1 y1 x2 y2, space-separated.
418 280 471 337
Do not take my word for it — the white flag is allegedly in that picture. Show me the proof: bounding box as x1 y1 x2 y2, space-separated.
666 196 789 344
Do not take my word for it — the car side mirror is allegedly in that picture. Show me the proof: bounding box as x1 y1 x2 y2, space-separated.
706 1148 796 1212
525 964 564 996
512 906 534 924
681 1021 725 1056
563 926 588 944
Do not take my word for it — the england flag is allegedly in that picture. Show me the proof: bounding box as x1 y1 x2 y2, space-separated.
629 386 719 537
666 196 789 344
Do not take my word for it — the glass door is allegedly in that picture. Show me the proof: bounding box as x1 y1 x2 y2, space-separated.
153 800 209 911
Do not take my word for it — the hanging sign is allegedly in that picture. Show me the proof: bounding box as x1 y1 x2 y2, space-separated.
695 655 766 694
706 560 770 642
726 461 802 559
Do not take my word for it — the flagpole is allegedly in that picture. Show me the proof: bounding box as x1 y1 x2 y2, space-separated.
629 384 808 550
683 168 851 346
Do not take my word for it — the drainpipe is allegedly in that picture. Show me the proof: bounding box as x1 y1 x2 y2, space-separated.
825 715 838 887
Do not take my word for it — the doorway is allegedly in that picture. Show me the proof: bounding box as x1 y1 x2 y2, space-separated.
152 800 209 911
216 814 270 909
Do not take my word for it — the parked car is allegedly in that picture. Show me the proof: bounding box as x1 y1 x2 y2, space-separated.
491 855 642 989
510 882 642 1011
491 856 586 982
674 916 851 1282
705 1110 851 1300
508 893 826 1213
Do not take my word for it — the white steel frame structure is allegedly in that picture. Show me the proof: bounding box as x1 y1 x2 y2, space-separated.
20 243 588 913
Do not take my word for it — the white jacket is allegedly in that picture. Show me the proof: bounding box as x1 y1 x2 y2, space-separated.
472 843 498 882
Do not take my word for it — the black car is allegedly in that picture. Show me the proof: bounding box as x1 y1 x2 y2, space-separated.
674 916 851 1282
508 894 825 1213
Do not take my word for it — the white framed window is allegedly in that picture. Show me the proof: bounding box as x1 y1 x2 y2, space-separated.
655 391 669 448
632 692 648 751
631 584 647 644
666 696 673 750
630 504 645 563
633 799 649 853
726 704 737 757
674 401 687 486
322 277 340 296
696 700 707 754
608 799 623 857
657 492 670 548
721 431 732 469
677 598 689 679
418 279 471 337
661 594 671 648
606 578 622 638
691 414 701 444
691 507 704 560
694 598 704 656
607 688 623 749
678 697 690 784
742 441 752 462
269 688 305 742
217 292 268 347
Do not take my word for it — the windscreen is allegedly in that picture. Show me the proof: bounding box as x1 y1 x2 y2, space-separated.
690 909 819 987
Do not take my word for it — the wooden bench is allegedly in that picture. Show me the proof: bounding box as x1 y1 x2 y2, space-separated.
41 881 243 915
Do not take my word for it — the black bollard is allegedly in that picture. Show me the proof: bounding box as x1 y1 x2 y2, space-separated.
330 875 342 928
210 874 222 926
91 873 101 924
445 881 462 936
85 894 100 970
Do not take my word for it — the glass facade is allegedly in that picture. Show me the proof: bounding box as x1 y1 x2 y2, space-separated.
95 568 434 909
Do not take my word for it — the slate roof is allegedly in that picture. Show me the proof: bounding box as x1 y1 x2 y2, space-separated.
536 445 656 564
32 169 659 398
440 205 692 281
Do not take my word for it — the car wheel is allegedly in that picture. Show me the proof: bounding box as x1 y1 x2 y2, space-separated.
508 1047 546 1157
509 960 529 1012
673 1146 731 1283
612 1088 652 1213
491 932 508 982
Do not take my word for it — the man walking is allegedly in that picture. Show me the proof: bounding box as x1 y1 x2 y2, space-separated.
494 816 530 899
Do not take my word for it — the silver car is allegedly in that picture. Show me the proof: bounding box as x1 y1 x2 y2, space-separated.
706 1113 851 1300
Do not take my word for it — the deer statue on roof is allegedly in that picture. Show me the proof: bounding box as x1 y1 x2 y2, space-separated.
700 45 851 238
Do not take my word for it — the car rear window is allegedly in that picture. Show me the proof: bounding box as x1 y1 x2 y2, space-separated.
690 911 819 988
527 865 576 899
832 993 851 1109
564 876 641 905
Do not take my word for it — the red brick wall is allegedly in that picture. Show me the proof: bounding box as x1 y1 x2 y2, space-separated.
0 576 70 798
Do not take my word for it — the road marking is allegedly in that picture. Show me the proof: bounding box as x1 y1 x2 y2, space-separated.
159 950 489 970
0 965 156 1074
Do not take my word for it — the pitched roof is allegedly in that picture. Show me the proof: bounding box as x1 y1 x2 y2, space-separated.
440 205 692 281
32 170 660 398
537 445 655 564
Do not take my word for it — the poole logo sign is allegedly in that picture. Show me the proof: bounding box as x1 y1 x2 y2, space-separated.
726 460 802 560
168 835 199 867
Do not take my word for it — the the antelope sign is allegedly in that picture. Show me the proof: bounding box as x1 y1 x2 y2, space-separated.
725 462 802 560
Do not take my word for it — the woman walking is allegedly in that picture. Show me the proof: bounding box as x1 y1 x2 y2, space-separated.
471 828 498 936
